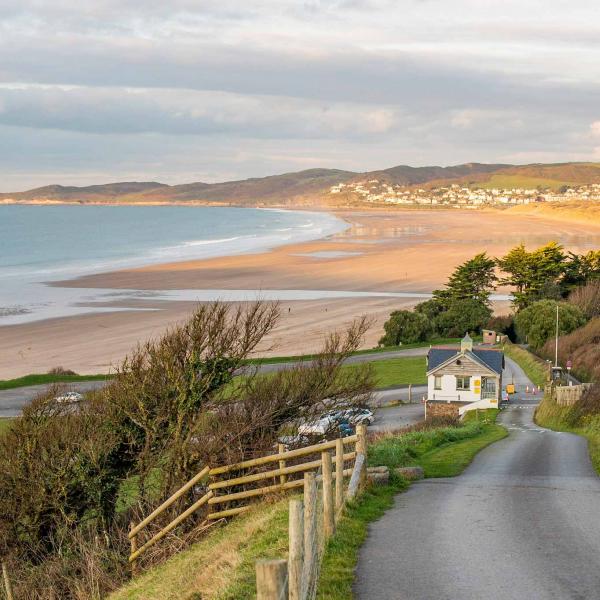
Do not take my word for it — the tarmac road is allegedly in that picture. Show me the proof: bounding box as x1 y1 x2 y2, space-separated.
0 346 429 418
354 359 600 600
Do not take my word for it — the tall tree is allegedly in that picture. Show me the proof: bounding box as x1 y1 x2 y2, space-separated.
432 252 497 306
497 242 566 309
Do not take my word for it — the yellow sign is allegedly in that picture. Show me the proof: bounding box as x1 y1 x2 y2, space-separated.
506 384 515 394
474 379 481 386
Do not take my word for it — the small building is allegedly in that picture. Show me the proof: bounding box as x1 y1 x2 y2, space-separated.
482 329 496 345
425 334 504 418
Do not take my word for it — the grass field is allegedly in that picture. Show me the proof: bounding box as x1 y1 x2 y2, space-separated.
368 356 426 387
0 373 110 391
478 174 574 191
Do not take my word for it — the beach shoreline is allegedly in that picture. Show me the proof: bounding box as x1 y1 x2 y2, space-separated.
1 207 600 378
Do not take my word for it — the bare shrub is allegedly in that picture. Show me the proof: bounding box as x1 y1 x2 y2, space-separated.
47 366 78 375
540 317 600 382
0 301 376 596
569 280 600 320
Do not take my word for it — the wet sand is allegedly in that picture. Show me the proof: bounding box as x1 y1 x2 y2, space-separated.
2 208 599 378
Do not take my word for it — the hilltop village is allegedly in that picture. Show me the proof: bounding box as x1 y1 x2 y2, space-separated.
329 181 600 208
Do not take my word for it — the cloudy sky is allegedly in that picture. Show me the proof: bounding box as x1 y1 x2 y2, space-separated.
1 0 599 191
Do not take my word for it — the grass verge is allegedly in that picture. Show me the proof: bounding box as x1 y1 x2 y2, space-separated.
535 392 600 475
0 373 109 391
109 499 290 600
0 418 14 436
502 342 547 388
316 412 506 598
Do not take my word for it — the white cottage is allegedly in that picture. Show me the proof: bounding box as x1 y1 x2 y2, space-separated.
426 334 504 415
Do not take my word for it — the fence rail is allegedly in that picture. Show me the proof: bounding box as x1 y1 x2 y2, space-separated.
128 427 366 572
256 424 368 600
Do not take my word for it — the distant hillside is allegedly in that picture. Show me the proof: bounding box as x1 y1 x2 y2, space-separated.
2 162 600 206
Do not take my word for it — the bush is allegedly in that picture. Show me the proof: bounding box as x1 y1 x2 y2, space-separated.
379 310 431 346
569 281 600 320
514 300 586 349
432 298 491 337
540 317 600 382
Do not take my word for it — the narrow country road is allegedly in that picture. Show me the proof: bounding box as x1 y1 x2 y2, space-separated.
0 346 428 417
355 358 600 600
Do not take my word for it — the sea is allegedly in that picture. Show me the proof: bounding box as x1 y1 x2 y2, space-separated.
0 205 349 324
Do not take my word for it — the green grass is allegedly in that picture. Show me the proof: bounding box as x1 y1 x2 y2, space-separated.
479 174 574 191
316 477 408 599
369 356 426 387
535 393 600 475
0 419 14 436
242 337 468 366
0 372 110 391
502 342 548 388
109 500 291 600
317 411 506 597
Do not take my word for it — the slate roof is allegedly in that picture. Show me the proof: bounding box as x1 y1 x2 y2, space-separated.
427 346 504 375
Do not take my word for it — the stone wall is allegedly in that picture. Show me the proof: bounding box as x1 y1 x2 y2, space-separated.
425 401 463 419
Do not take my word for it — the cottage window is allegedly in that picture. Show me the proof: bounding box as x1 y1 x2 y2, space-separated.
456 376 471 390
434 375 442 390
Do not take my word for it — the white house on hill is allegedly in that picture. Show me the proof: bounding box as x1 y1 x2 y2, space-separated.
426 334 504 414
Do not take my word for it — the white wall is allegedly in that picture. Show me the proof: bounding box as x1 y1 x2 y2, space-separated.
427 373 498 406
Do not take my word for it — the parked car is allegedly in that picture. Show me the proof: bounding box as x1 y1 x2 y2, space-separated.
54 391 83 404
298 416 335 436
340 408 374 425
501 390 510 404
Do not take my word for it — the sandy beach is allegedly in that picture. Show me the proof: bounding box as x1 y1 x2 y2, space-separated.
2 208 600 378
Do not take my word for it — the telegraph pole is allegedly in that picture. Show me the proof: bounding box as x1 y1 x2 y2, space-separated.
555 304 559 368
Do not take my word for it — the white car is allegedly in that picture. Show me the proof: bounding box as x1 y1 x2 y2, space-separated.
298 416 335 435
54 391 83 404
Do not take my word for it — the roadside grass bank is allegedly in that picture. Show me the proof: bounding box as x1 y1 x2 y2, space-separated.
0 418 14 436
0 372 110 391
316 411 506 598
535 389 600 475
109 499 290 600
502 342 547 388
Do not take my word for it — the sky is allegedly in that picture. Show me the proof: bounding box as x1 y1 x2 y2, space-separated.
1 0 600 191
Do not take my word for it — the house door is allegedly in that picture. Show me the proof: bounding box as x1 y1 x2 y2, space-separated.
481 377 496 399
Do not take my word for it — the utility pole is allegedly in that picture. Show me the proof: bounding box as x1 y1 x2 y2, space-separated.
555 304 559 368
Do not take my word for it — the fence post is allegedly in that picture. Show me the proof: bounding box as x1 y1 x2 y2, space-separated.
278 443 287 486
356 424 368 490
303 471 317 597
288 499 304 600
335 438 344 514
129 522 139 577
2 561 14 600
408 383 412 403
322 451 335 539
256 559 288 600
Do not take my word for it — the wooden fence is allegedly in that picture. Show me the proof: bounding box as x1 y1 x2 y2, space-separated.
256 424 368 600
128 425 367 574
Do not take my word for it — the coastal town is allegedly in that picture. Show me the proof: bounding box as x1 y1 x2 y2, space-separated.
329 180 600 208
